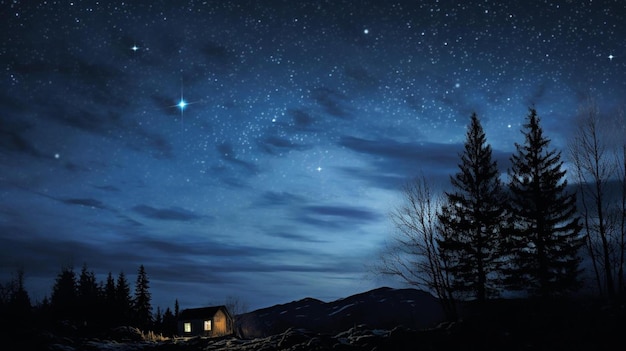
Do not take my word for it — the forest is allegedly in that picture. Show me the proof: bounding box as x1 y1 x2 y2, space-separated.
0 263 179 339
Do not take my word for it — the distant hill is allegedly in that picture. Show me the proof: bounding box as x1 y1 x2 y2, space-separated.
236 286 445 338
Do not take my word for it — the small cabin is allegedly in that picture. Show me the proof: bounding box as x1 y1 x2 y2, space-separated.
177 305 233 338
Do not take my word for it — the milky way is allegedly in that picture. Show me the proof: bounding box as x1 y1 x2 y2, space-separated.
1 1 625 311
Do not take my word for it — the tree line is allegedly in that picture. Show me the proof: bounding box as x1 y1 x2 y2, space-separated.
0 263 179 337
380 105 626 320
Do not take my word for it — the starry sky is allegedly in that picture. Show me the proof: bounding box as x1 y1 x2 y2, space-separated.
1 0 625 312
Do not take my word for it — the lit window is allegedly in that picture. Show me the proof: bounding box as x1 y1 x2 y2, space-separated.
204 320 211 331
184 322 191 333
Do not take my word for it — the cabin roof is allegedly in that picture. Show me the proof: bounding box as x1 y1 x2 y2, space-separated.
179 305 230 320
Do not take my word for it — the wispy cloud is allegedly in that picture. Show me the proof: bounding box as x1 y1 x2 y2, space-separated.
217 142 259 173
132 205 202 221
254 191 307 207
0 128 46 159
257 136 310 155
311 87 353 119
337 135 512 189
61 198 107 209
294 204 381 230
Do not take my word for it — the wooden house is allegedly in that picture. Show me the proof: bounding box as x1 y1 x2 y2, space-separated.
177 305 233 338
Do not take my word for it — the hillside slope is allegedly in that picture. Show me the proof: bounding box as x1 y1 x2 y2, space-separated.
236 286 445 338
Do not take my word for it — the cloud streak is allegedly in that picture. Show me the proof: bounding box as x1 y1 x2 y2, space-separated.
132 205 202 221
337 135 513 189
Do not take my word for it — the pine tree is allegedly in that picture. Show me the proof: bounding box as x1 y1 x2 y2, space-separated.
133 265 152 330
50 265 77 321
437 113 508 302
104 273 116 299
77 263 99 327
154 306 162 332
103 272 117 327
162 307 177 337
115 271 132 325
3 268 32 327
104 273 116 304
506 108 584 298
11 269 31 313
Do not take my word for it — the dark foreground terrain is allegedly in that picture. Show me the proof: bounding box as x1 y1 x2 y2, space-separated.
7 287 626 351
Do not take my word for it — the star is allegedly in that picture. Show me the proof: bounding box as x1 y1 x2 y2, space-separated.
131 45 139 52
316 166 323 172
167 88 188 126
169 79 202 127
608 54 615 61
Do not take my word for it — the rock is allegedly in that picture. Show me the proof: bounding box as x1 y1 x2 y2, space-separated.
108 326 144 342
277 328 311 349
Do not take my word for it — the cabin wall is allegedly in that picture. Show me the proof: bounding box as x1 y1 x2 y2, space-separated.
212 310 229 337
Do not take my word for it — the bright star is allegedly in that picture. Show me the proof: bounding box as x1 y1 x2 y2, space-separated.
608 54 615 61
169 79 202 128
131 45 139 51
316 166 323 172
363 28 369 34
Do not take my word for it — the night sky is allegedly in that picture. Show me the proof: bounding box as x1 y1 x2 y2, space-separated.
2 0 625 312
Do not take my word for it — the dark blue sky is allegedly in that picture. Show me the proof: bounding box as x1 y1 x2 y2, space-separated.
1 0 625 312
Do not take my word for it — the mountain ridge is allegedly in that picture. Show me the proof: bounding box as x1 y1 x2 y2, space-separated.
236 286 445 338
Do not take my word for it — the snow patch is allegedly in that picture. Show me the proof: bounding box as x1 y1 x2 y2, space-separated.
329 303 355 316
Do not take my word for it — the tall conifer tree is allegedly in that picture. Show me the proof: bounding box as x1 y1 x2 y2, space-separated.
104 272 116 306
437 113 508 302
133 265 152 329
162 307 177 336
115 271 132 325
506 108 583 298
77 263 99 325
103 272 117 326
50 266 77 321
4 268 32 326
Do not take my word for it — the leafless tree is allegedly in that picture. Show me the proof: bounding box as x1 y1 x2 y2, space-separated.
615 110 626 297
568 98 625 302
224 295 249 335
377 174 457 320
